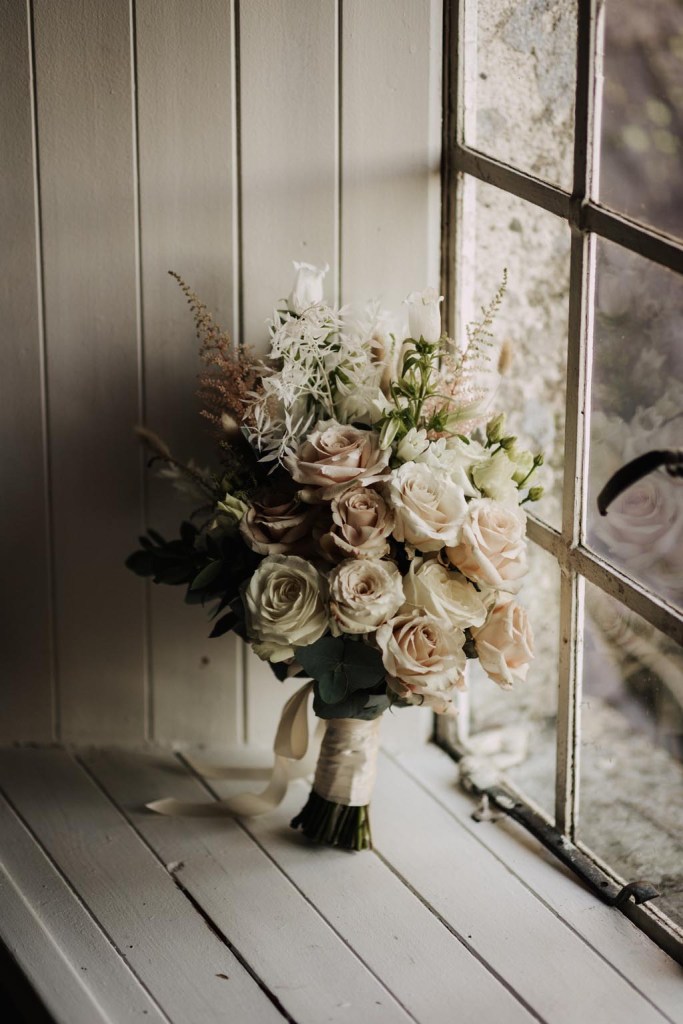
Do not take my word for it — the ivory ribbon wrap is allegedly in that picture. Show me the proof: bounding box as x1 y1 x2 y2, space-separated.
314 717 382 806
146 681 321 818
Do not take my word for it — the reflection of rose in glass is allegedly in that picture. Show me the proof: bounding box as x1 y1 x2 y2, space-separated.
591 473 682 600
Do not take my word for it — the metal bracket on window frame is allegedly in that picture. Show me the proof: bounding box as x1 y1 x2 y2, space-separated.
463 765 660 909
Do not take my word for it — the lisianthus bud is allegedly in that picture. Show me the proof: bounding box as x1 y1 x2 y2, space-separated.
527 486 544 502
379 416 401 450
288 261 329 314
486 414 506 444
216 492 248 523
404 287 443 343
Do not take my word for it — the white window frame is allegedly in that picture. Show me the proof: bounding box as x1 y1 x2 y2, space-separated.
439 0 683 961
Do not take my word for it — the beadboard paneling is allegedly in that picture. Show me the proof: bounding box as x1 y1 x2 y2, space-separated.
240 0 340 746
0 0 53 740
135 0 242 748
338 0 442 748
341 0 442 310
1 0 442 747
32 0 145 741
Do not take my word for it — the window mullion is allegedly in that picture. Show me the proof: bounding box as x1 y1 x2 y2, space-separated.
555 0 601 837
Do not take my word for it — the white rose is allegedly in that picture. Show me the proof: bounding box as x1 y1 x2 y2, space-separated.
472 601 534 688
288 260 329 314
404 287 443 343
446 498 527 593
244 555 328 663
396 427 430 463
329 559 404 635
389 461 468 552
376 611 467 716
416 436 488 498
403 557 488 628
472 449 519 505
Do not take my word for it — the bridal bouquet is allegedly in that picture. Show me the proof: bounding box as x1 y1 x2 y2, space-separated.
128 263 543 849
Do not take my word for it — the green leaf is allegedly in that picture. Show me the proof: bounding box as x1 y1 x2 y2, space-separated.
155 564 194 585
190 560 222 591
295 635 386 708
342 640 386 692
125 550 155 576
209 612 237 639
294 634 344 695
312 685 389 720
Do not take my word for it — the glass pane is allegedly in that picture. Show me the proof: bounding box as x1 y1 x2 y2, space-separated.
465 543 561 819
599 0 683 239
586 239 683 610
466 179 570 530
462 0 577 189
580 582 683 929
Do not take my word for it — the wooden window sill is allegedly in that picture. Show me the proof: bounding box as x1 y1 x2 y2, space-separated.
0 744 680 1024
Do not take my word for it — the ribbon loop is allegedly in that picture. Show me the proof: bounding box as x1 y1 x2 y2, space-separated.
146 682 316 819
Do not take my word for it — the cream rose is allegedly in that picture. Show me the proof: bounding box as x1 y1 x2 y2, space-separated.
402 557 488 628
388 461 467 552
329 559 404 635
472 601 534 688
244 555 328 663
318 484 394 562
445 498 527 593
283 420 391 501
471 449 520 505
416 436 488 498
376 611 467 716
240 489 320 556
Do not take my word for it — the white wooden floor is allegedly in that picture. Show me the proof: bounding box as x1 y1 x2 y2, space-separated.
0 742 681 1024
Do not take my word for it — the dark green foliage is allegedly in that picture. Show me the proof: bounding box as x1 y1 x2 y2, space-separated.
295 634 390 720
126 521 261 628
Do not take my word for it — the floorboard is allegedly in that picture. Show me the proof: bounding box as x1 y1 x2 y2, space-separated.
0 795 168 1024
188 757 536 1024
79 747 415 1024
393 744 683 1024
0 743 679 1024
0 748 284 1024
372 752 671 1024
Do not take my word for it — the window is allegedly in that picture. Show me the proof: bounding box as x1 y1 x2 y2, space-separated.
439 0 683 959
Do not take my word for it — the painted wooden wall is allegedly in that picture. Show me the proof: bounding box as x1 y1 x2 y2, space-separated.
1 0 442 748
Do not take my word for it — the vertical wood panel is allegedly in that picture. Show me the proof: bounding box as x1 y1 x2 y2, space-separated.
341 0 442 746
240 0 339 745
33 0 145 741
341 0 442 309
135 0 242 748
0 0 53 740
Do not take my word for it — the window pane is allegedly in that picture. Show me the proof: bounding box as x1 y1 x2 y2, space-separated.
580 582 683 929
465 543 561 819
598 0 683 239
462 0 576 189
466 180 570 530
586 239 683 610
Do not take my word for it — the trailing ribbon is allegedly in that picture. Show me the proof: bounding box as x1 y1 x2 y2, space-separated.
147 681 319 818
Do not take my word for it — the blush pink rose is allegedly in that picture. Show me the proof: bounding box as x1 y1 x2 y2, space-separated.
283 420 390 501
317 484 394 562
445 498 527 593
375 611 466 716
472 601 534 688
